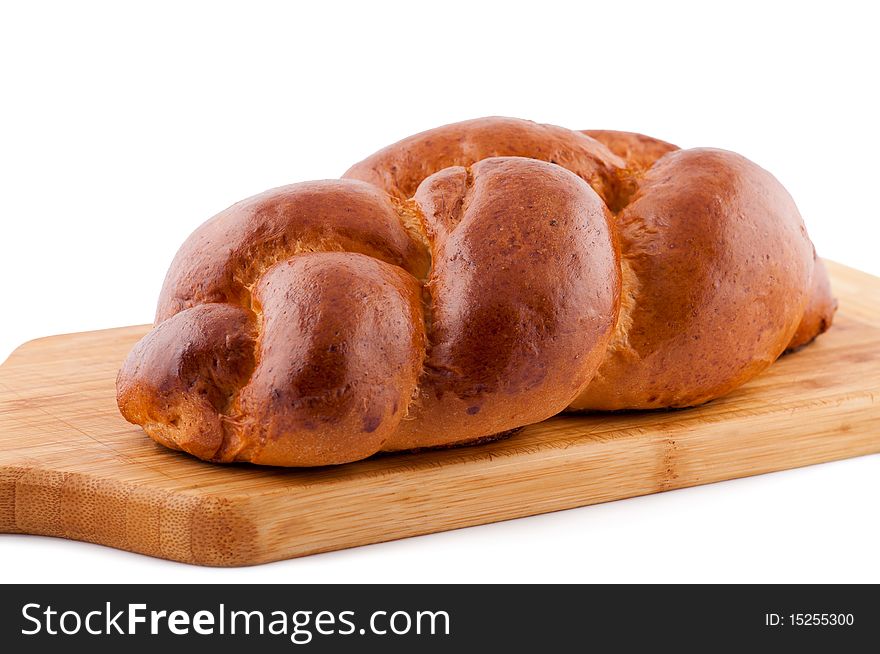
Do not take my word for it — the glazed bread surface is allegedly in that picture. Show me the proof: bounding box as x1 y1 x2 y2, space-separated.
118 117 835 466
118 157 620 465
345 117 836 410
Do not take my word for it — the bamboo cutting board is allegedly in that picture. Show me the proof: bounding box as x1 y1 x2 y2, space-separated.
1 261 878 566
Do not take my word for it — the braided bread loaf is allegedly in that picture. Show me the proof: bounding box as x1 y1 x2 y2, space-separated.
117 117 835 466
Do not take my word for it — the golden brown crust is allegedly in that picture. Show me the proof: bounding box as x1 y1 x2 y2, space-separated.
786 256 837 353
387 158 620 449
118 156 620 466
582 129 679 172
343 116 625 206
582 130 681 212
230 253 426 466
569 148 813 410
156 180 431 323
343 118 834 413
118 117 835 466
116 303 257 460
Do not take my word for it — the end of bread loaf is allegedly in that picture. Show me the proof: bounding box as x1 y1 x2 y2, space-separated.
117 303 258 461
786 256 838 353
569 147 815 411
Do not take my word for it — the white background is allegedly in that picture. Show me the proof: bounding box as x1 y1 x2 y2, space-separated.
1 1 878 582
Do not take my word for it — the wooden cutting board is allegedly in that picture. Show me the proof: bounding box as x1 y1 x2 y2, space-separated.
1 260 878 566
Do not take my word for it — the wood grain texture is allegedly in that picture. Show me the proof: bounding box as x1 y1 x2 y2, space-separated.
0 261 878 566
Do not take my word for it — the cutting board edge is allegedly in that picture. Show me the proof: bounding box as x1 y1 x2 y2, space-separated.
0 463 261 566
0 324 151 372
237 390 880 565
3 387 877 567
